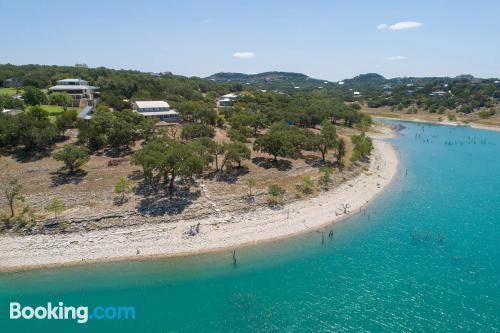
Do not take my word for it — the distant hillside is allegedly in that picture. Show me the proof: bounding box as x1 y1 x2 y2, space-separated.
206 71 333 91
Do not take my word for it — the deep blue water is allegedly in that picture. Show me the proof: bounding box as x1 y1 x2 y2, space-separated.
0 120 499 332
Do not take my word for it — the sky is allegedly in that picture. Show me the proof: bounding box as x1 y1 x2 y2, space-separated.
0 0 499 81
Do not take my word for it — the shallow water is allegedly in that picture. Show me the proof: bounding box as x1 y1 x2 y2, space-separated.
1 120 499 332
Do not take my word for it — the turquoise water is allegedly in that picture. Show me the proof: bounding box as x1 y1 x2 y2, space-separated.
1 120 499 332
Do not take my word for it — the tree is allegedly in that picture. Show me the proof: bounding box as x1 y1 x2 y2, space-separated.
22 86 47 106
334 138 346 168
181 123 215 140
318 166 333 190
49 92 73 110
246 178 256 197
220 141 251 171
267 184 286 205
308 120 338 162
55 109 78 135
254 130 294 162
53 144 90 174
351 132 373 162
17 107 57 150
107 118 135 149
131 139 166 182
295 176 315 195
115 177 133 204
5 179 24 218
230 110 267 136
45 198 66 218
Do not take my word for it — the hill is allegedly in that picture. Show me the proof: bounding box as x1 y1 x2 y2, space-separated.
206 71 333 91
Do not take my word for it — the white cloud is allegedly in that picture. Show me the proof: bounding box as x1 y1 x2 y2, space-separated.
377 23 388 30
388 21 423 30
233 52 255 59
387 56 407 60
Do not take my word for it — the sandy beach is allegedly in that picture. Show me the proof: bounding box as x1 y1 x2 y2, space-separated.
373 115 500 132
0 135 399 272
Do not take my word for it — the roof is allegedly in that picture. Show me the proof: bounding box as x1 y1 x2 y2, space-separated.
134 101 170 108
49 85 96 91
220 93 238 99
57 78 86 83
78 106 93 120
136 110 178 117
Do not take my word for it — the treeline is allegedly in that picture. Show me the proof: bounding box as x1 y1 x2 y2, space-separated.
0 64 241 106
363 78 499 114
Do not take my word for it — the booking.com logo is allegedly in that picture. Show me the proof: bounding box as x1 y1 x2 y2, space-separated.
9 302 136 324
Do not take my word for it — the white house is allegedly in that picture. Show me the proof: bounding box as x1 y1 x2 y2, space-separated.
48 78 98 107
132 100 179 122
217 93 238 107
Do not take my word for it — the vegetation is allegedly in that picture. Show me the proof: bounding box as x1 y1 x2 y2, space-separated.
45 198 66 218
115 177 134 204
246 178 257 197
318 166 333 190
5 179 24 218
22 86 47 106
351 133 373 162
53 144 90 173
295 176 315 195
267 184 286 205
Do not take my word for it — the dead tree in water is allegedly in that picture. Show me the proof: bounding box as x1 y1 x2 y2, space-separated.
232 250 237 266
322 231 325 245
340 203 351 214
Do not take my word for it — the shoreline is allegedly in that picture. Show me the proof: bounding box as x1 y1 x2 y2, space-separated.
372 115 500 132
0 134 399 273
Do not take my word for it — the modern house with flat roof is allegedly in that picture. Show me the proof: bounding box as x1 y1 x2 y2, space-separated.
217 93 238 107
132 101 179 122
48 78 98 107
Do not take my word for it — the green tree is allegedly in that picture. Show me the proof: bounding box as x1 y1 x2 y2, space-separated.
246 177 257 197
318 166 333 190
5 179 24 218
220 141 251 171
254 130 294 162
295 176 315 195
115 177 133 204
17 107 57 150
53 144 90 174
351 132 373 162
49 92 73 110
55 108 78 135
22 86 47 106
267 184 286 205
181 123 215 140
45 198 66 218
334 138 346 167
308 120 338 162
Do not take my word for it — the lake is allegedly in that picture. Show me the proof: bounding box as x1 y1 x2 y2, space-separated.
1 120 499 332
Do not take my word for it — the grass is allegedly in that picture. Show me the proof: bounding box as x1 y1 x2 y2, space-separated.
28 105 80 122
0 87 21 96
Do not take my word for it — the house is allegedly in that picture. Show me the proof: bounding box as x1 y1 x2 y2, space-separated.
429 91 447 97
353 91 361 97
48 78 98 107
2 109 22 116
132 100 179 122
3 78 22 88
217 93 238 107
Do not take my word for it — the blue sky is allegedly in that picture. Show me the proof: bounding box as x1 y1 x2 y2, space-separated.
1 0 499 81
